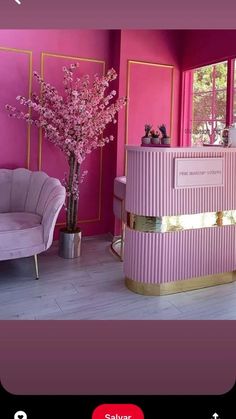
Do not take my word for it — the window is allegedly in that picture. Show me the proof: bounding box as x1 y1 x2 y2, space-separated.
233 60 236 123
190 61 227 145
182 59 236 147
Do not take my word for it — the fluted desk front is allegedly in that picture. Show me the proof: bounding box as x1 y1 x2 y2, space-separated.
124 146 236 295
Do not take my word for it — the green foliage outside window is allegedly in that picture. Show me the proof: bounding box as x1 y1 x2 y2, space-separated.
191 62 227 145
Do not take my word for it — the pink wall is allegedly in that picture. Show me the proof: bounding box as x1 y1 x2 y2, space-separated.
116 30 182 177
182 30 236 70
0 30 182 238
0 29 118 237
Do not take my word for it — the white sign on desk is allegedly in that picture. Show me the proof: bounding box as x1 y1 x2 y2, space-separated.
174 158 224 188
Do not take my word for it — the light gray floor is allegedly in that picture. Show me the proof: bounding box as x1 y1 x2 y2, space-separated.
0 235 236 320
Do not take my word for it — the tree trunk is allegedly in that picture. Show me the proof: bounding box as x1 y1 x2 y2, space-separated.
66 154 79 232
72 161 80 232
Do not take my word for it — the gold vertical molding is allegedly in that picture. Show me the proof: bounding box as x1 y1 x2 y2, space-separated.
170 65 174 138
38 52 44 172
0 46 33 169
98 126 103 221
124 60 131 175
40 52 106 223
124 60 175 174
27 51 33 169
97 60 106 222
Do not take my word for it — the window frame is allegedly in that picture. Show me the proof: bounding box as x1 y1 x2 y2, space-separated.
181 58 235 146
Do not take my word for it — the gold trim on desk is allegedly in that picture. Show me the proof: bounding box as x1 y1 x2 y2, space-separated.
0 46 33 169
40 52 106 225
124 60 175 174
127 210 236 233
125 271 236 296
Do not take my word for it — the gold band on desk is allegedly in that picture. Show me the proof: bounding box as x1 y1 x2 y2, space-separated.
125 272 236 296
127 210 236 233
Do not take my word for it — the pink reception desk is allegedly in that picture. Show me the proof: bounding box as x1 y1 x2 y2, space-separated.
124 146 236 295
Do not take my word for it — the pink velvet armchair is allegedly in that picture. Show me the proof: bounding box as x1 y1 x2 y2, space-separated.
0 168 66 279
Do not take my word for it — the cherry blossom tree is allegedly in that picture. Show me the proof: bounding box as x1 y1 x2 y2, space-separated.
6 63 126 233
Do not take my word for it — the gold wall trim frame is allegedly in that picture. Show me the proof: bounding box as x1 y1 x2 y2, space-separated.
0 46 33 169
40 52 106 224
125 271 236 296
124 59 175 174
127 210 236 233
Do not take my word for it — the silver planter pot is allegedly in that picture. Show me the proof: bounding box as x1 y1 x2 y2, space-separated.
162 136 171 145
151 137 160 145
141 136 151 145
59 229 82 259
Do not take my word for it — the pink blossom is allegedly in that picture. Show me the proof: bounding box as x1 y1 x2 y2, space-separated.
5 63 127 224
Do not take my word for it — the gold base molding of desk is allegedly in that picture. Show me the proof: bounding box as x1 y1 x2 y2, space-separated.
125 272 236 296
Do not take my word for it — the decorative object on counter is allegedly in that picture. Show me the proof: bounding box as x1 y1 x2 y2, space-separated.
159 124 170 145
6 63 127 258
141 124 152 145
144 123 152 136
221 126 230 147
228 124 236 147
150 128 161 145
141 123 171 146
221 124 236 147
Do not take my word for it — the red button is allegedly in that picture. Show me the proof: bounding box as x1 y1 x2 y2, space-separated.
92 404 144 419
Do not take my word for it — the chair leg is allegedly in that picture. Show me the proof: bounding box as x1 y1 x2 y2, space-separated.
110 237 123 261
34 254 39 280
110 224 125 262
110 196 125 261
120 199 125 261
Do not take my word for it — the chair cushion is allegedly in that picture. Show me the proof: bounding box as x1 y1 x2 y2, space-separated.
0 212 44 259
0 212 42 232
114 176 126 200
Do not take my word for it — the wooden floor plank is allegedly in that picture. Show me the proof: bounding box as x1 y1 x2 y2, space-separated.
0 235 236 320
